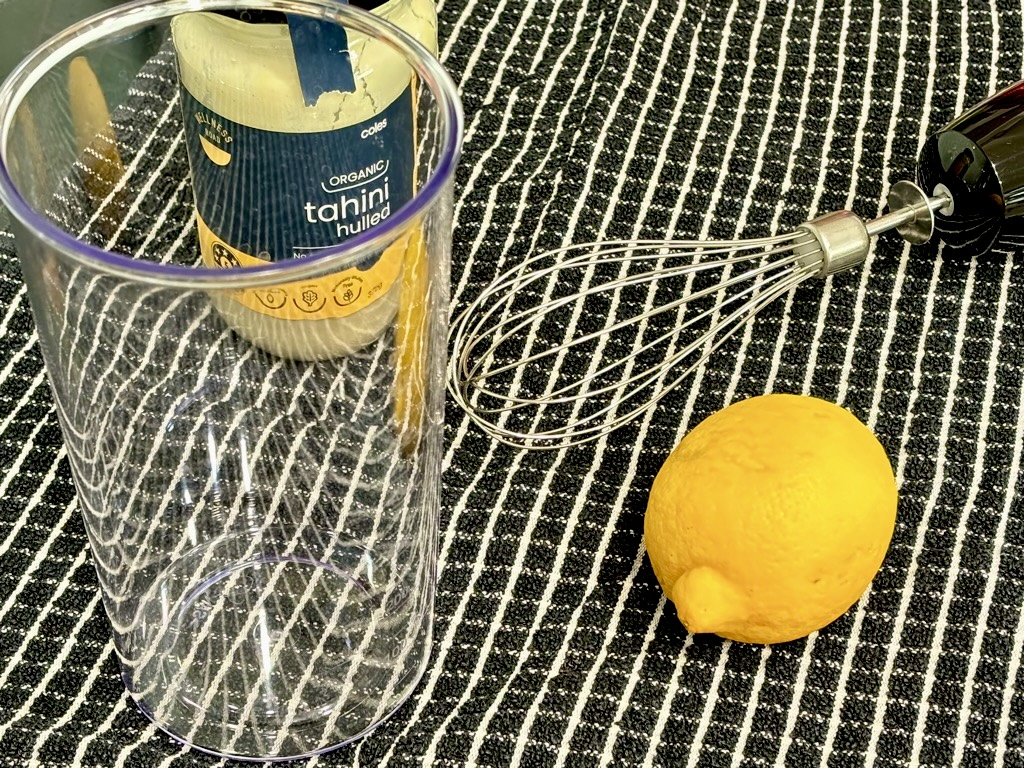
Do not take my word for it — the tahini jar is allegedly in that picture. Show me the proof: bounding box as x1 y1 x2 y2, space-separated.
171 0 438 360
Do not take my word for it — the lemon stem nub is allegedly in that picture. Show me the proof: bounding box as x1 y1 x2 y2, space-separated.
671 566 747 635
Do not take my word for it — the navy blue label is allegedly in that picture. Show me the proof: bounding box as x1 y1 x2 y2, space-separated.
181 85 415 264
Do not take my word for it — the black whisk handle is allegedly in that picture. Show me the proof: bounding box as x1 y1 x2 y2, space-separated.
917 79 1024 256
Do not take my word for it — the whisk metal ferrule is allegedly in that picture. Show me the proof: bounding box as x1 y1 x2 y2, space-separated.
795 210 871 277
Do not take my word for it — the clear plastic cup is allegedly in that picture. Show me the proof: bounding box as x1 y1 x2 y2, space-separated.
0 0 462 760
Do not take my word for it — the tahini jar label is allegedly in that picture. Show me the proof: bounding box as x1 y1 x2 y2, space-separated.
182 84 415 321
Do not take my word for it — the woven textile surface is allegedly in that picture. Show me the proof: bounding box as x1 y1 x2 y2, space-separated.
3 0 1024 766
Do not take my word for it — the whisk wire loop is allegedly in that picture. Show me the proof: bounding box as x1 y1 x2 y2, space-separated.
460 237 813 386
513 258 822 444
449 230 824 448
464 248 814 412
456 262 817 449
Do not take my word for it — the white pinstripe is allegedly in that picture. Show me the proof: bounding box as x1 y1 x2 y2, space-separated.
420 2 667 760
860 0 951 759
634 1 782 762
729 648 771 768
943 23 1010 767
438 0 609 488
909 6 1001 758
0 498 83 692
641 635 696 768
862 254 943 762
446 0 585 314
0 387 54 554
549 0 785 762
795 0 925 764
196 413 388 757
0 336 44 421
70 696 129 767
0 286 26 339
0 413 59 526
75 132 188 419
774 4 905 765
112 361 315 760
437 0 622 470
440 0 496 63
58 96 184 389
82 301 218 502
995 471 1024 767
901 15 985 747
233 355 404 755
53 140 193 470
0 591 103 744
491 3 772 762
793 0 860 403
0 449 70 568
951 257 1017 766
375 4 635 763
577 0 781 762
597 570 666 768
772 0 921 761
126 170 192 265
286 445 417 757
458 0 692 765
429 0 614 740
536 7 709 766
671 0 808 752
27 639 117 766
435 0 620 503
834 0 915 415
459 2 696 764
449 0 540 147
810 2 889 762
906 260 984 765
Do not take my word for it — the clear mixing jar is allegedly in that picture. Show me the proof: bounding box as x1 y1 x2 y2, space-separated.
0 0 462 760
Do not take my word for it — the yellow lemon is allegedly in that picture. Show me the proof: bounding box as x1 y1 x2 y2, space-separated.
644 393 897 644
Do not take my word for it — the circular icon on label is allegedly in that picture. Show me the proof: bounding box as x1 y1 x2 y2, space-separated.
212 243 240 269
254 289 287 310
293 286 327 314
333 276 363 307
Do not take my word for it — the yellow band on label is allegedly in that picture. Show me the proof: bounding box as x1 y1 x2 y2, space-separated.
197 214 404 321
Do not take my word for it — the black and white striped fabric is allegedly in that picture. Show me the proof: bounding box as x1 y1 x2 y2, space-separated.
4 0 1024 765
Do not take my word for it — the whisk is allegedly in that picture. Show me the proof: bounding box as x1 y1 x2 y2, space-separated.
449 78 1024 450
